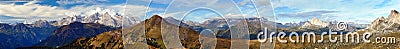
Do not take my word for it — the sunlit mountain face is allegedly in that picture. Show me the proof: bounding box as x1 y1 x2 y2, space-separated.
2 0 400 49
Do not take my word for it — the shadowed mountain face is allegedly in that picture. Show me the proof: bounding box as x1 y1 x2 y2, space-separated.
34 22 116 47
0 23 57 49
17 29 123 49
60 29 123 49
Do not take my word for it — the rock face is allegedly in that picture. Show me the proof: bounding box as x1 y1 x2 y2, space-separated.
388 10 400 23
302 17 330 28
367 10 400 33
35 22 116 47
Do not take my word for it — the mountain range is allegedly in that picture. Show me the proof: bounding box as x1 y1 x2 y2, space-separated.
0 23 57 49
51 8 139 27
34 22 116 47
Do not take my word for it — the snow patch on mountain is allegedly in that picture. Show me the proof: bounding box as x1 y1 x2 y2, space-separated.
53 8 139 27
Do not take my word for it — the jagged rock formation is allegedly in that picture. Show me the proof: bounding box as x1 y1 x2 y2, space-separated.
367 10 400 33
302 17 330 28
388 10 400 23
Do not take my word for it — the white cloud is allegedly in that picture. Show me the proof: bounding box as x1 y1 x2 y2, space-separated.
0 1 152 23
0 1 69 18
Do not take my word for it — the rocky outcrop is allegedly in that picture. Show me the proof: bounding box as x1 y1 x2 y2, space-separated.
367 10 400 33
387 10 400 23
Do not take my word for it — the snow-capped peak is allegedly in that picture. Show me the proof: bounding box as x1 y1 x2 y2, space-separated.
85 7 119 18
53 7 125 27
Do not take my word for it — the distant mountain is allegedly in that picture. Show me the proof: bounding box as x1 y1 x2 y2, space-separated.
182 20 201 26
0 23 57 49
280 17 359 33
53 12 123 27
34 22 116 47
32 20 53 28
284 22 307 27
194 17 283 39
367 10 400 33
52 9 139 27
164 17 190 27
302 17 330 28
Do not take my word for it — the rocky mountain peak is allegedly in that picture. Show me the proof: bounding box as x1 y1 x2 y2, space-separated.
146 15 163 24
302 17 329 28
33 20 52 27
311 17 320 22
53 9 124 27
367 10 400 33
390 10 399 15
387 10 400 23
150 15 162 20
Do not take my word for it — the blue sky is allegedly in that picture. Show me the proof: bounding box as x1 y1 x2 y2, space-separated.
0 0 399 24
272 0 400 24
